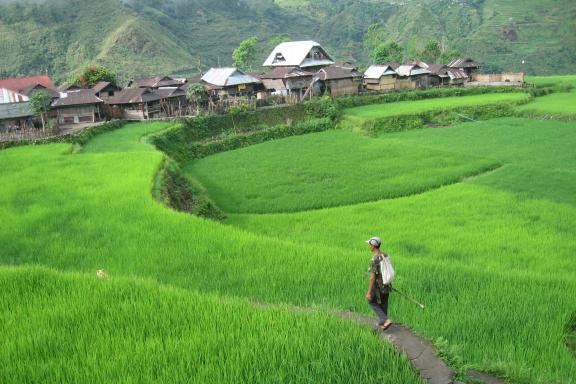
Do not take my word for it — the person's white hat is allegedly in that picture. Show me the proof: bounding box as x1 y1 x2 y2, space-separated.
365 237 381 247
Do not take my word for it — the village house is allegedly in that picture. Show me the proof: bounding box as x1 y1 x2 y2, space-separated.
0 102 34 132
263 41 334 72
92 81 122 102
106 85 191 120
106 88 163 120
51 90 104 125
315 64 363 97
127 76 185 89
363 63 400 91
423 63 468 86
394 64 433 90
447 57 480 78
0 75 59 104
259 67 316 98
200 67 262 99
467 72 525 86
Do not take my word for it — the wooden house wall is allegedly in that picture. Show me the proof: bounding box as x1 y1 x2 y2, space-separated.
56 105 98 124
286 77 312 91
364 76 396 91
472 73 524 83
325 78 361 97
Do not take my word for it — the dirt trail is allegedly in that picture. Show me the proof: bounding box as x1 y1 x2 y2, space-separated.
338 310 504 384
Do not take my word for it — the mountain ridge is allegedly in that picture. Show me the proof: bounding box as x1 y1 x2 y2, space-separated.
0 0 574 83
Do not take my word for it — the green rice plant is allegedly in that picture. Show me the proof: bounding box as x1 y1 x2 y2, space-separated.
2 117 576 383
0 265 423 384
517 91 576 117
185 129 499 213
227 118 576 383
343 93 530 119
526 75 576 89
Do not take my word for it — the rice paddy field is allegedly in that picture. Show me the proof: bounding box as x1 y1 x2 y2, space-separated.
343 92 529 119
1 79 576 383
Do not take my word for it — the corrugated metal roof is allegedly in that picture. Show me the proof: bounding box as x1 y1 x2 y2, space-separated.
260 67 314 79
107 88 161 105
263 41 334 67
201 68 261 87
396 65 431 77
130 76 183 88
0 102 33 120
0 88 28 104
447 68 468 80
316 65 362 81
364 65 397 79
447 57 479 69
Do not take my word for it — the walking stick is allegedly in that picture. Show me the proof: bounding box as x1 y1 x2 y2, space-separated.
392 287 425 310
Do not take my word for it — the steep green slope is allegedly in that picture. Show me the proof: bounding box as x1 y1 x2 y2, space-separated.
0 266 422 384
0 0 574 83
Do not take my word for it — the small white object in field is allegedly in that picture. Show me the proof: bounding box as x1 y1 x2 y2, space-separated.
96 269 108 279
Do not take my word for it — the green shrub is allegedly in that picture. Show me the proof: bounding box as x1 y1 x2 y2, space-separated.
186 118 333 160
359 102 521 136
152 157 225 220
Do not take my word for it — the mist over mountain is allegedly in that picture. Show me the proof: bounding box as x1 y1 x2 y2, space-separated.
0 0 574 83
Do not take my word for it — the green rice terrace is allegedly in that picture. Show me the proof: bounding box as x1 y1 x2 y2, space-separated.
1 81 575 383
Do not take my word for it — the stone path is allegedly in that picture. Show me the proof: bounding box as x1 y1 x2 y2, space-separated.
337 310 505 384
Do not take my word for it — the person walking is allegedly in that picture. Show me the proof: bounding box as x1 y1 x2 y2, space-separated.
365 236 393 331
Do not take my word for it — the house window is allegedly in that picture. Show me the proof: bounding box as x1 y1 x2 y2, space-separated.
108 91 114 97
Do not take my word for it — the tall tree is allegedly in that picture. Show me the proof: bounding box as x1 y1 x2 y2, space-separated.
419 40 441 63
232 37 259 71
186 83 208 115
74 65 117 88
370 41 403 64
363 23 387 52
28 91 52 132
439 49 461 64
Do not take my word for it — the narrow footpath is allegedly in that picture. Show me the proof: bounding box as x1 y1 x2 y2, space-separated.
337 311 505 384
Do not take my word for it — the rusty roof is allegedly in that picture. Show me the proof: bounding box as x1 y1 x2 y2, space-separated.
107 88 162 105
93 81 121 94
52 90 103 107
260 67 314 79
316 65 363 81
155 88 186 99
0 75 56 93
426 64 449 76
447 57 480 68
129 76 184 88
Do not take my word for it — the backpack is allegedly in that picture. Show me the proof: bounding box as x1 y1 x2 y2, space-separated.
379 254 395 285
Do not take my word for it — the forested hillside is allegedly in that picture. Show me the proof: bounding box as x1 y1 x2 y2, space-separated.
0 0 574 83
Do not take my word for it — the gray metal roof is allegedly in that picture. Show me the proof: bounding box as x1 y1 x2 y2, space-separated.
263 41 334 68
201 68 261 87
396 64 431 77
0 102 33 120
364 65 397 79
